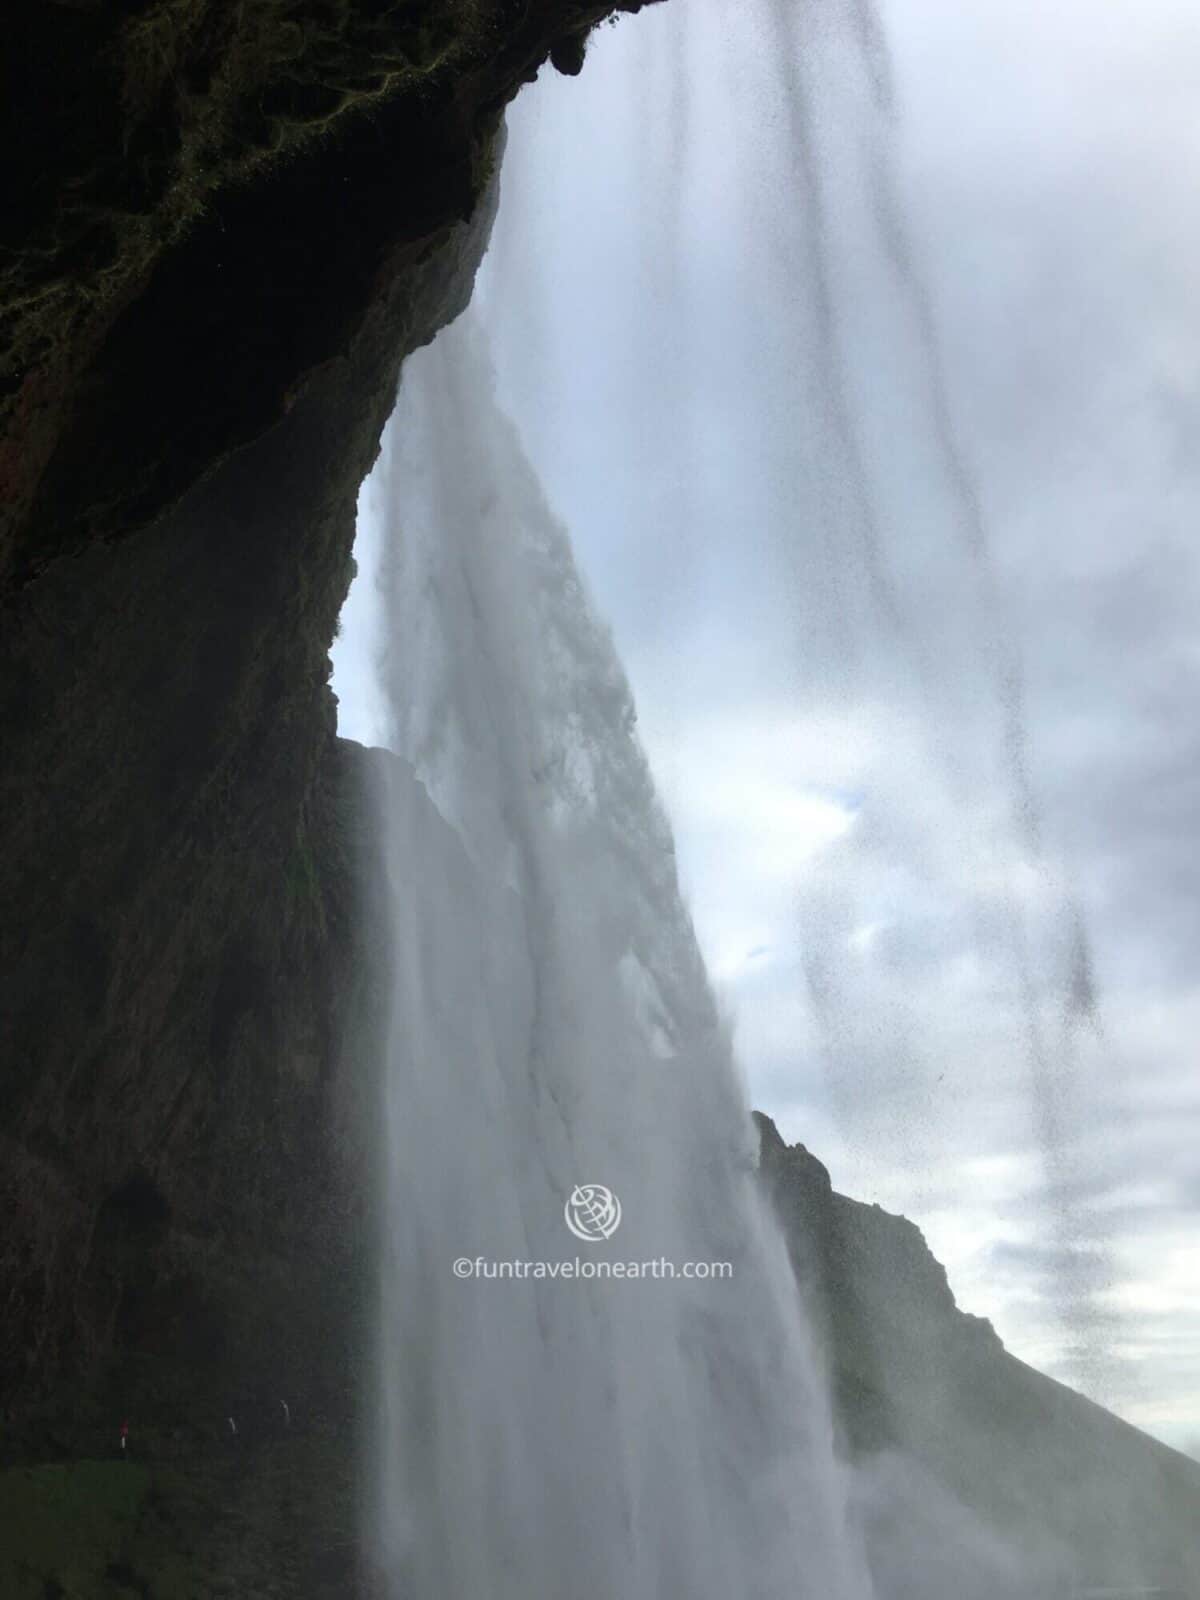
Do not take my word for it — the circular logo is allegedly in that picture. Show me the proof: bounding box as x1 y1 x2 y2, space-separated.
564 1183 622 1243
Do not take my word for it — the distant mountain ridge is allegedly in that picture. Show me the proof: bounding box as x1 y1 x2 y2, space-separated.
755 1111 1200 1594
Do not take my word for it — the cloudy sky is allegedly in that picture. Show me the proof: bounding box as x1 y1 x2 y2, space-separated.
336 0 1200 1452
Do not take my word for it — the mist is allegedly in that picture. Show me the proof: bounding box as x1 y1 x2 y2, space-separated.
458 0 1200 1447
328 0 1200 1591
363 320 879 1598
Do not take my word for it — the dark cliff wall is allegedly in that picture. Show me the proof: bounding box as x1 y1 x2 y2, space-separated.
2 0 656 585
2 0 659 1412
1 5 656 1593
0 199 491 1420
755 1112 1200 1592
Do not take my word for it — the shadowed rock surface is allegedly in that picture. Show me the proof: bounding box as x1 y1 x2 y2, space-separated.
2 0 661 585
1 3 658 1592
2 0 661 1412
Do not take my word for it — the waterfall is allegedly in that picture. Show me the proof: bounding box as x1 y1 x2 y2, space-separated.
478 0 1122 1400
324 0 1180 1593
366 318 875 1598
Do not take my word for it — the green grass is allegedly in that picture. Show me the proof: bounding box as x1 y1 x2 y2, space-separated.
0 1429 355 1597
0 1460 150 1599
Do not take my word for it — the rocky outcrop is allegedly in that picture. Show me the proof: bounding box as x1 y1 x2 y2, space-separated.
0 178 489 1413
1 6 657 1592
1 0 659 1410
2 0 661 587
756 1112 1200 1593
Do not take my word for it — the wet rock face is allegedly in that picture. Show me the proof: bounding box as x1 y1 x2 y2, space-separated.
0 9 662 1589
0 0 660 1419
0 180 489 1416
2 0 664 585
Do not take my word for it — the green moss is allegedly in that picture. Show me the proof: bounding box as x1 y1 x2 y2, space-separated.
285 825 329 941
1 0 514 570
0 1460 149 1599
